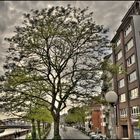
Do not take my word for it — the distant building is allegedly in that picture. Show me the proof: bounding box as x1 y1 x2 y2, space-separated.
111 1 140 139
91 104 102 133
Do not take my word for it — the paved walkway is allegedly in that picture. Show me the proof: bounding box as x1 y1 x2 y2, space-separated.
46 124 90 139
60 126 90 139
15 135 26 139
0 129 20 137
46 123 54 139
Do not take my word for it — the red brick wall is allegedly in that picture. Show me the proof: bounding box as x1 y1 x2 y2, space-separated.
91 110 102 133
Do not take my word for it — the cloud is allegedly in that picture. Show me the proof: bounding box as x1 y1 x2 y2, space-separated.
0 1 133 75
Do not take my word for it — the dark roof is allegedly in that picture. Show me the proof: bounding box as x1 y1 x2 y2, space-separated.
122 1 136 22
111 1 138 43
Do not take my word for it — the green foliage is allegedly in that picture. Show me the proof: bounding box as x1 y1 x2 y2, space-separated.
138 116 140 128
26 133 32 140
65 106 87 124
92 96 107 105
26 106 53 123
101 60 119 76
100 53 123 95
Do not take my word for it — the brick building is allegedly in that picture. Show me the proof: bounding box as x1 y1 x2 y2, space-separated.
111 1 140 139
91 104 102 133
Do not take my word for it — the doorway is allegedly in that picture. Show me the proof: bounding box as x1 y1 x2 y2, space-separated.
122 125 128 138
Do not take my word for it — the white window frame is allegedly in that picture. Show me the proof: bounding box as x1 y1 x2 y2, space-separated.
116 51 122 61
124 24 132 37
116 38 121 46
131 106 140 116
130 88 138 99
127 54 135 67
128 71 137 83
120 108 127 118
126 38 134 51
120 93 126 103
118 79 125 88
118 65 123 74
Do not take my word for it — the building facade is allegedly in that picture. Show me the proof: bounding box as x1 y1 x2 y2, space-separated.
91 104 102 133
111 1 140 139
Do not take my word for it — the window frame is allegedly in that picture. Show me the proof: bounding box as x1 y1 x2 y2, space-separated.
118 64 123 74
116 50 122 61
116 37 121 47
128 71 137 83
120 93 126 103
129 88 139 100
120 108 127 118
118 78 125 88
127 54 135 67
124 24 132 37
131 106 140 116
126 38 134 52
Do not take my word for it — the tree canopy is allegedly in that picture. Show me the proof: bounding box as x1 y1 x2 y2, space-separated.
26 106 53 123
0 5 109 138
65 106 87 124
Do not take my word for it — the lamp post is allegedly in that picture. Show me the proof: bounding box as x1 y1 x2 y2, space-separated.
105 91 118 139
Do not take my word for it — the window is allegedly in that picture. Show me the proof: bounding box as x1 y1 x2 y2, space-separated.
116 51 122 60
127 54 135 67
126 38 133 51
118 65 123 74
128 71 137 83
130 88 138 99
120 108 127 118
116 38 121 46
118 79 125 88
124 24 132 36
131 106 140 116
120 93 126 102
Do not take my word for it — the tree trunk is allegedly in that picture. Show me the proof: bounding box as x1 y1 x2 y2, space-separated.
42 121 45 132
37 120 41 139
31 119 37 139
53 113 61 139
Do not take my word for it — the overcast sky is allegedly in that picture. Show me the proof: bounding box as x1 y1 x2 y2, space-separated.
0 1 134 75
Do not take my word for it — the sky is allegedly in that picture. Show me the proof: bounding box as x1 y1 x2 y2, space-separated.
0 1 134 75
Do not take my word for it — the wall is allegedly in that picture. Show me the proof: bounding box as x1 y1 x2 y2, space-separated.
133 15 140 80
0 129 30 139
91 109 102 133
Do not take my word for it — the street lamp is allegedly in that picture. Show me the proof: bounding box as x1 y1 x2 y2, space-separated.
105 91 118 139
105 91 118 105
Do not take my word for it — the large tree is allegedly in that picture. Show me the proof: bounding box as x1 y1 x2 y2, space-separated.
0 5 109 139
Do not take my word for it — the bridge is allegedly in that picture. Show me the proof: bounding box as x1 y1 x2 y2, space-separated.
0 117 31 129
0 125 31 129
